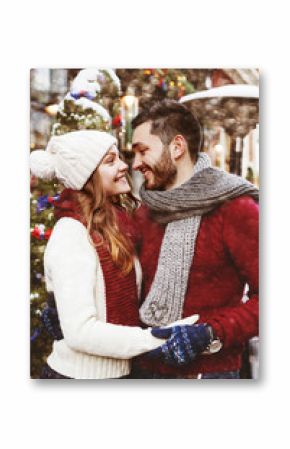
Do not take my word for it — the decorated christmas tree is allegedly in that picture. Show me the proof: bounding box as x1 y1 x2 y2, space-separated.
52 69 121 136
30 69 121 377
30 177 60 377
117 68 195 110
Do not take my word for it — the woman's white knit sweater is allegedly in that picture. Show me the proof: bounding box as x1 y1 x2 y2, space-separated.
44 217 164 379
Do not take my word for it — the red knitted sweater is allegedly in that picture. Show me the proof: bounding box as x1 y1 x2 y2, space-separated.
133 195 259 376
54 189 141 327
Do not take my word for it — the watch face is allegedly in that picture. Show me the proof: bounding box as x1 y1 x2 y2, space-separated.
209 339 223 353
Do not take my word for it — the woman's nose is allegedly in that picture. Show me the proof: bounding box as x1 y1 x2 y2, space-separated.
119 159 128 171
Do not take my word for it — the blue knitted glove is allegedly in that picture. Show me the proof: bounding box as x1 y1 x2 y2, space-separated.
149 324 212 366
41 295 63 341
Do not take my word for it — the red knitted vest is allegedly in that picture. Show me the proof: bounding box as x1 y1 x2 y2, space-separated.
53 189 141 327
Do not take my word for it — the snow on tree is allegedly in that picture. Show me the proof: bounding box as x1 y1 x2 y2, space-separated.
52 69 121 135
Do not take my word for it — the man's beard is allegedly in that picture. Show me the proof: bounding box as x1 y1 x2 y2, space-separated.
145 147 177 190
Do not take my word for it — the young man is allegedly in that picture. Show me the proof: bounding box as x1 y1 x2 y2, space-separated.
131 99 259 379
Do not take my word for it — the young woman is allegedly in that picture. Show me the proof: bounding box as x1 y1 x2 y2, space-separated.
30 130 197 379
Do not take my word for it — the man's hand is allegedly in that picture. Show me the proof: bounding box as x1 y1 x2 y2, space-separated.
148 324 213 366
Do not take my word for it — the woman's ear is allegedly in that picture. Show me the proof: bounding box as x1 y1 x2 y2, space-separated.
170 134 187 161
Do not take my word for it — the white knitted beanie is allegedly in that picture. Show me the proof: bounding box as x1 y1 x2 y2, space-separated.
30 130 117 190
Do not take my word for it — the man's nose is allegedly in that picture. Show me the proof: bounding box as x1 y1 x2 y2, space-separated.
132 154 142 171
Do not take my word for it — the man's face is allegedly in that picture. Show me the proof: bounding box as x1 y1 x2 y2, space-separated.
132 122 177 190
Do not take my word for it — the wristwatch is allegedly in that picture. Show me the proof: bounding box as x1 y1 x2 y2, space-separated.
203 325 223 354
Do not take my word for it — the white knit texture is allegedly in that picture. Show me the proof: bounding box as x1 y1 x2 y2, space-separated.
44 217 166 379
30 130 117 190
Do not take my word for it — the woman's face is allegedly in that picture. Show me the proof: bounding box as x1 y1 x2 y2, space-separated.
98 145 131 196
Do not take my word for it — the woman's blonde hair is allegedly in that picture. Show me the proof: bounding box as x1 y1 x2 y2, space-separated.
77 168 138 274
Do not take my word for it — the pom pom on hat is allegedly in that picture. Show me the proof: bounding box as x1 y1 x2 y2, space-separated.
29 130 117 190
30 150 55 180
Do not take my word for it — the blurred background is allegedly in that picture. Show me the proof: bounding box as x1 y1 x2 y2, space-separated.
30 68 259 378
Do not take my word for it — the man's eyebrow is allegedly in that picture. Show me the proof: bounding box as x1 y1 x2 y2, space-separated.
132 142 146 149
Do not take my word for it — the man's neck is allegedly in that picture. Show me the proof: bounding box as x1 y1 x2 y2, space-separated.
166 158 195 190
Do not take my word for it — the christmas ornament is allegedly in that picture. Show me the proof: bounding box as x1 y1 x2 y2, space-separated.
36 194 60 212
112 114 122 128
31 224 52 240
70 90 96 101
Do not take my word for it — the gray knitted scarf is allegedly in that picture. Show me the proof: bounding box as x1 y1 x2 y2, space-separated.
139 152 259 327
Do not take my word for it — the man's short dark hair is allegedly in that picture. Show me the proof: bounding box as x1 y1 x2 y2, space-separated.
132 99 203 161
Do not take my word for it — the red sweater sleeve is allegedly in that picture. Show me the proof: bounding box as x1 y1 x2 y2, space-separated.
206 196 259 349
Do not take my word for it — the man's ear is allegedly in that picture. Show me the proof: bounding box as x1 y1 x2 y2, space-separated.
170 135 187 161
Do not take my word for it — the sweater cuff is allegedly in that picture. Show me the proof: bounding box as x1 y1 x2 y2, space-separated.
205 319 225 345
142 328 166 351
